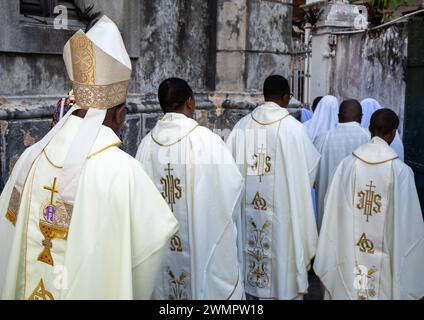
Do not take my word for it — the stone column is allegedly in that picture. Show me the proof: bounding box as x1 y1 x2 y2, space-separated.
215 0 293 92
309 0 367 99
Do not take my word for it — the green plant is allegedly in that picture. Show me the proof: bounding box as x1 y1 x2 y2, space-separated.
367 0 410 24
73 3 102 25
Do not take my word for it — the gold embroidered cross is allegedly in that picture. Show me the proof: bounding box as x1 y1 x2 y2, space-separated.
356 180 382 222
43 178 59 205
160 163 182 212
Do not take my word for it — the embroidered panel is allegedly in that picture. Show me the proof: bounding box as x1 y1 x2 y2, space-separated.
353 161 393 300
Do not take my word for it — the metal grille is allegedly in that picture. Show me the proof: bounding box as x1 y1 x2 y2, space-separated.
290 32 312 106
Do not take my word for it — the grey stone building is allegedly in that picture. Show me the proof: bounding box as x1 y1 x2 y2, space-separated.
0 0 295 189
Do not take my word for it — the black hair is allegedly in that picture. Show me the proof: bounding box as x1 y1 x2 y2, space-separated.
158 78 193 113
369 108 399 135
312 96 323 112
85 19 99 33
263 75 290 100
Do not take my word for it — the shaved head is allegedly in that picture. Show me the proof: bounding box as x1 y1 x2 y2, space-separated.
369 108 399 144
338 99 362 123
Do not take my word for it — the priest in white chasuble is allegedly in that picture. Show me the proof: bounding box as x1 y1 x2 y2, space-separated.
136 78 244 300
314 99 370 231
0 16 178 300
226 75 321 300
314 109 424 300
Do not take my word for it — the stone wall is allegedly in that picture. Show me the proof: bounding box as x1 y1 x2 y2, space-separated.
0 0 295 190
330 24 408 133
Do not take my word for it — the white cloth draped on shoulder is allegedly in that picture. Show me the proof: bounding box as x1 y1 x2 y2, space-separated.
314 122 370 231
226 101 320 300
314 136 424 300
136 112 244 300
305 95 339 143
360 98 404 161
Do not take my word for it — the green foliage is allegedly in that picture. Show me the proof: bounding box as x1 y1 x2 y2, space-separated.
73 2 102 25
367 0 410 23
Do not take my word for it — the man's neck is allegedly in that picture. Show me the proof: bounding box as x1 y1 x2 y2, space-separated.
265 100 285 108
164 110 192 118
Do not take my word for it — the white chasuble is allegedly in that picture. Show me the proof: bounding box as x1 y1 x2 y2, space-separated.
314 122 370 231
0 115 178 299
136 112 244 300
227 102 320 300
314 137 424 300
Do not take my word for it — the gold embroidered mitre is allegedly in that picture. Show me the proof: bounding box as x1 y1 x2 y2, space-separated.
63 16 132 110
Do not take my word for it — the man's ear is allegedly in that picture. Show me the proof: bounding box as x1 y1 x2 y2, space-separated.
389 128 397 143
282 94 290 106
185 96 195 117
114 104 127 129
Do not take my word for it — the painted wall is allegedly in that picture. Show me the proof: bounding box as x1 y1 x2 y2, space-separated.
330 24 408 133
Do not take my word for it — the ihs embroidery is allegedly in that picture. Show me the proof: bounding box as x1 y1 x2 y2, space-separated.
356 233 375 254
28 279 54 300
170 234 183 252
356 181 382 222
160 163 182 212
251 192 267 211
251 145 271 182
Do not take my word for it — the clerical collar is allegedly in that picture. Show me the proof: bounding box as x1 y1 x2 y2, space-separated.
353 136 398 164
338 121 361 127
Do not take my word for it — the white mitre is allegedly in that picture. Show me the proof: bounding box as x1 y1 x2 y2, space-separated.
63 16 132 109
11 16 132 208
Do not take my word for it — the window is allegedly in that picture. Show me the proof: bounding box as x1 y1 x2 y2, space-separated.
20 0 79 21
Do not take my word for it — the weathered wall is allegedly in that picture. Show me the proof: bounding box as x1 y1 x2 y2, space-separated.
136 0 217 92
0 0 295 190
330 24 408 133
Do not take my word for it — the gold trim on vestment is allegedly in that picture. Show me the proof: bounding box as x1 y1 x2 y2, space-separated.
87 141 122 159
6 187 21 226
6 209 17 226
151 125 200 147
226 269 240 300
72 80 130 110
42 141 122 168
43 150 62 169
352 152 398 165
251 113 290 126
